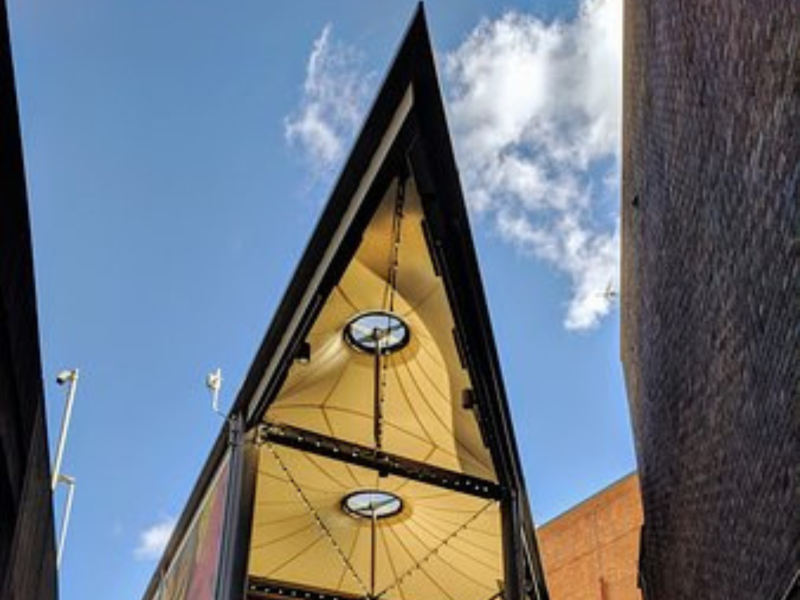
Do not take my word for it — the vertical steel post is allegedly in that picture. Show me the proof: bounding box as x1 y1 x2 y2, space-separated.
373 333 383 451
371 333 383 596
502 490 525 600
216 414 259 600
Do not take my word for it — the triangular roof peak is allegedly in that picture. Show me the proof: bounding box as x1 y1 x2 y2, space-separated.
143 6 549 599
234 4 454 425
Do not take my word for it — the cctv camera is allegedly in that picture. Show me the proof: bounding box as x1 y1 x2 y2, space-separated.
56 370 76 385
206 369 222 392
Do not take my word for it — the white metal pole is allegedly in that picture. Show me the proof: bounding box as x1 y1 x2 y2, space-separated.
52 369 79 491
56 474 76 569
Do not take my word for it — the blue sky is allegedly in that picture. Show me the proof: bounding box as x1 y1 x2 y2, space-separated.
7 0 631 598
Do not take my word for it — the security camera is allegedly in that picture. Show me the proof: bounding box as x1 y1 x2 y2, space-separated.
206 369 222 392
206 368 224 416
56 369 77 385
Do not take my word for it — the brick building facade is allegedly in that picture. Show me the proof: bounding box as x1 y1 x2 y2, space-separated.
0 0 59 598
538 474 643 600
621 1 799 598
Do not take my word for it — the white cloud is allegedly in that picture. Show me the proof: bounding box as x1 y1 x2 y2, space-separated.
134 516 176 561
285 0 622 330
285 25 374 178
446 0 622 330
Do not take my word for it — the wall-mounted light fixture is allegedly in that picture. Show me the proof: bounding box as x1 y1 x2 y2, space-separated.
296 341 311 365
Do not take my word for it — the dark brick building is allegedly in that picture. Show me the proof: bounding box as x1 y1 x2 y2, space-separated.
621 1 799 599
0 0 59 598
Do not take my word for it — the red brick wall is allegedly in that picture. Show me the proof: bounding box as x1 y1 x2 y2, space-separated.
538 474 643 600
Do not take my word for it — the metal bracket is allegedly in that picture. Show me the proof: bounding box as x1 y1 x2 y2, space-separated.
55 473 76 569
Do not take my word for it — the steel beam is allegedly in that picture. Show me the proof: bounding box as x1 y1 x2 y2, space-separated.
247 576 365 600
259 421 502 500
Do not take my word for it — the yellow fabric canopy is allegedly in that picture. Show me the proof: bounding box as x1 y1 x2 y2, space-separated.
249 444 503 600
264 178 495 481
248 177 504 599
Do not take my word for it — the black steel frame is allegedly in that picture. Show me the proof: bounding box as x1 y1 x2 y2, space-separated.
247 576 366 600
216 415 260 600
260 421 503 500
141 6 549 600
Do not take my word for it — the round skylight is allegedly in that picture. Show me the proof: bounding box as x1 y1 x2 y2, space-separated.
342 490 403 520
344 311 410 355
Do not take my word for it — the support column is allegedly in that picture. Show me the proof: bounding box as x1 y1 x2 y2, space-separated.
502 490 525 600
216 414 260 600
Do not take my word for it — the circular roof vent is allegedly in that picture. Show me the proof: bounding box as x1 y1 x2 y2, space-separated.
344 311 410 355
342 490 403 520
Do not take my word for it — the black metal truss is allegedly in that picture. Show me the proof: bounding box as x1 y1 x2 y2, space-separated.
259 421 503 501
248 576 510 600
247 576 365 600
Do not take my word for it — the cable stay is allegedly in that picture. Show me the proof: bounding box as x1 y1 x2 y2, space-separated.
374 498 497 599
263 442 370 597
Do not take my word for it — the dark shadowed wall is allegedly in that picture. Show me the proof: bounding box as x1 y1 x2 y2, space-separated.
0 0 59 598
621 1 799 599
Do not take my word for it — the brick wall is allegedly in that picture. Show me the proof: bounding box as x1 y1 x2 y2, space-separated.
621 1 799 599
538 474 643 600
